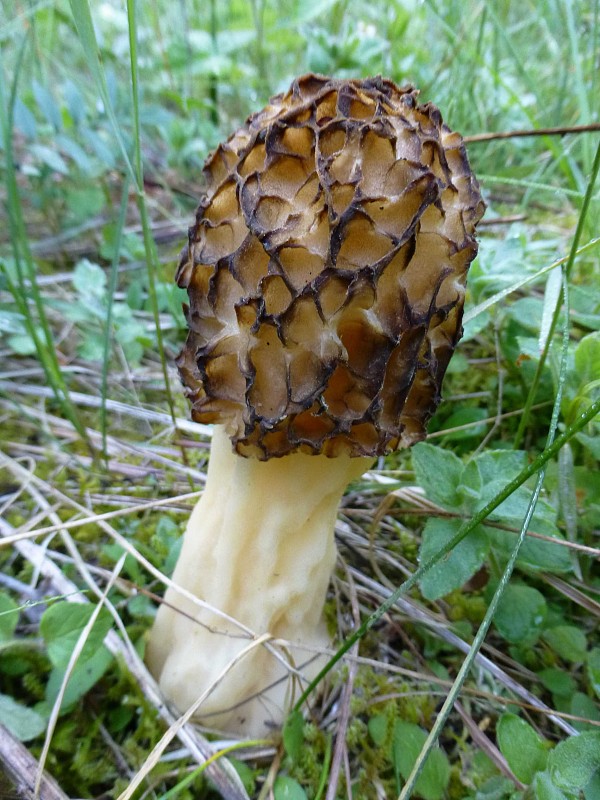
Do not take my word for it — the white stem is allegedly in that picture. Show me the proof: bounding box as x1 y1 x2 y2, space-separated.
146 425 371 737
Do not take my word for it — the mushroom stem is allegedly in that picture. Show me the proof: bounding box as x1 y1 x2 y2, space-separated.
147 425 372 737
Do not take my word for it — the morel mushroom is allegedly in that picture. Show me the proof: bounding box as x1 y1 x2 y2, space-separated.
146 74 485 737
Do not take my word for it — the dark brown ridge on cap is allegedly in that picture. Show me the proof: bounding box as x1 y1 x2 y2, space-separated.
176 73 485 459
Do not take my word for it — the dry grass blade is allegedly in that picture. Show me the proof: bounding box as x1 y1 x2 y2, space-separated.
115 633 273 800
349 569 578 737
0 458 251 800
541 573 600 618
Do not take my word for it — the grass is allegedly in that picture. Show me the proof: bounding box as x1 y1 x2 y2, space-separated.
1 0 599 798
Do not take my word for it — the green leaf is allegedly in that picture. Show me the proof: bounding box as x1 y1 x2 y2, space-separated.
570 692 600 732
474 450 528 492
540 267 563 353
494 584 547 645
473 774 518 799
538 668 576 698
574 332 600 390
282 709 304 764
411 442 463 509
32 79 62 130
543 626 588 663
576 431 600 459
72 259 107 301
0 592 19 641
391 720 450 800
0 693 46 742
40 602 114 707
13 97 37 138
548 732 600 792
273 775 307 800
419 519 489 601
588 648 600 700
496 713 548 783
531 770 570 800
30 143 69 174
368 714 388 747
437 407 488 441
40 602 111 668
487 520 571 574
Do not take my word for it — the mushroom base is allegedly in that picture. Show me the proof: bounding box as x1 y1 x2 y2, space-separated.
146 425 372 738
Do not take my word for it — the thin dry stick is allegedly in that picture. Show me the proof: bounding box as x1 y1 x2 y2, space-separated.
464 122 600 143
0 724 70 800
0 514 250 800
325 565 360 800
454 703 524 788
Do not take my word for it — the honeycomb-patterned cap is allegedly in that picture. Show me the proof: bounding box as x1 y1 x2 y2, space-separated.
176 74 485 459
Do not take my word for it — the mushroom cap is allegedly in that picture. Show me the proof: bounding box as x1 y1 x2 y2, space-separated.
176 74 485 459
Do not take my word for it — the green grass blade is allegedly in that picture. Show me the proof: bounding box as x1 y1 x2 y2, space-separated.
67 0 136 184
464 236 600 325
514 138 600 446
0 35 94 456
126 0 178 425
293 393 599 714
397 267 572 799
100 177 130 462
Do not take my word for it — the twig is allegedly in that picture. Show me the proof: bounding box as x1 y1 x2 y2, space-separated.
0 724 70 800
325 565 359 800
465 122 600 143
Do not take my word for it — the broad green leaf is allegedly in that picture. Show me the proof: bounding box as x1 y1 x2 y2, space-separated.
574 332 600 389
548 732 600 792
570 692 600 732
13 97 37 138
31 79 62 130
531 771 570 800
588 648 600 699
40 602 112 668
496 713 548 783
44 645 113 708
538 668 576 698
0 592 18 641
282 709 304 764
0 693 46 742
437 407 488 441
473 774 518 799
494 584 547 645
392 720 450 800
411 443 464 509
230 758 256 795
543 626 587 663
30 143 69 174
419 519 489 601
576 432 600 459
273 775 307 800
368 714 388 747
474 450 528 487
72 259 107 301
487 521 571 574
40 602 114 707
